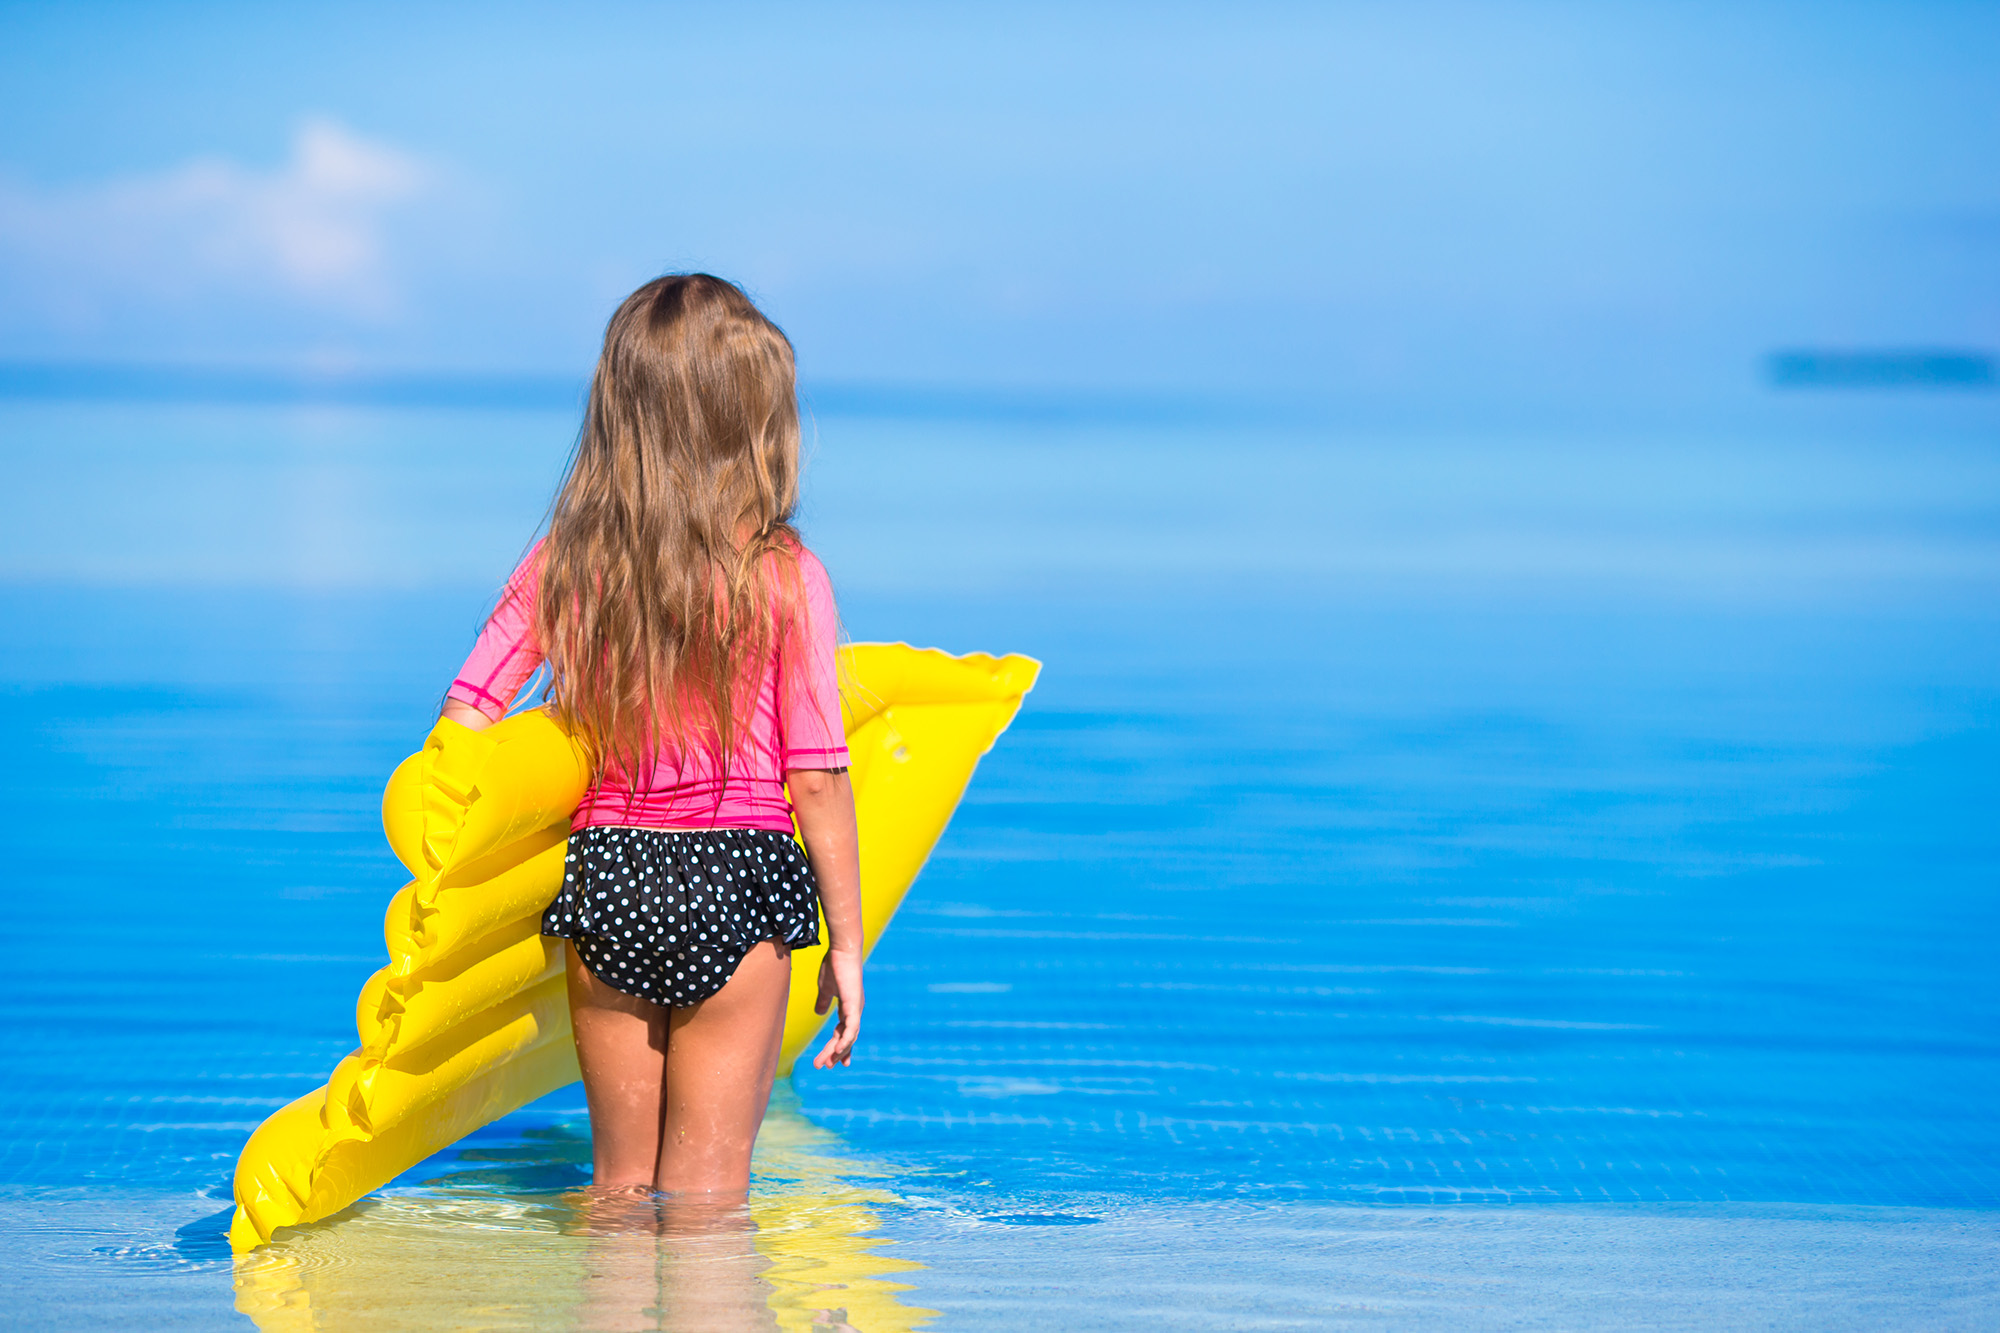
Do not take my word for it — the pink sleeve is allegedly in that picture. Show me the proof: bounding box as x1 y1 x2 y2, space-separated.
780 548 849 770
446 542 545 723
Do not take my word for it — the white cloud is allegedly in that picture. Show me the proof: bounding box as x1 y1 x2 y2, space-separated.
0 119 427 330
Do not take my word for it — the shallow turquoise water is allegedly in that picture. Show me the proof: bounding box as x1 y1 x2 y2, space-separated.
1 400 1997 1328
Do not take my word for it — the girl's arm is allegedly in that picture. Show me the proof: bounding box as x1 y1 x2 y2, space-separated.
440 698 496 732
439 543 547 734
788 766 863 1068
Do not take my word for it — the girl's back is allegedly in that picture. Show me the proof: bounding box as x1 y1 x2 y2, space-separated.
446 538 847 832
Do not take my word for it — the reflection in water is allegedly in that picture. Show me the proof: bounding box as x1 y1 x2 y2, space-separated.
232 1089 933 1331
746 1095 932 1332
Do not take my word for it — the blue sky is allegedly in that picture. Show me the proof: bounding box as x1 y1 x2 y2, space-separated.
0 1 1995 413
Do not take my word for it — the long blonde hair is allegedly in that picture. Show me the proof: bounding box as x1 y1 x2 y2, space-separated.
535 274 804 780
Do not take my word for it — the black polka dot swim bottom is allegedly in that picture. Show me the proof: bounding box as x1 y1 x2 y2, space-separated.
542 825 821 1008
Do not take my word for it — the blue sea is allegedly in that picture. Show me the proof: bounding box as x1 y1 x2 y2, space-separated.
1 395 1997 1329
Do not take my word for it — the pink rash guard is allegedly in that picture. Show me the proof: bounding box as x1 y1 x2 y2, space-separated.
445 540 849 834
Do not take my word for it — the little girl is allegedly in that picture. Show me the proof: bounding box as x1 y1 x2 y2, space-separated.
437 274 862 1200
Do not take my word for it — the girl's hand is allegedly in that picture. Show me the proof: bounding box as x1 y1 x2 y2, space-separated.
812 946 864 1068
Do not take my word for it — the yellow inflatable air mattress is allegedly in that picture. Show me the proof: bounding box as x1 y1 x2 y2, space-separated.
229 642 1039 1252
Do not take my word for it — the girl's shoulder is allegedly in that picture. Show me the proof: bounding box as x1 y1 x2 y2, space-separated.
764 534 832 587
509 535 549 582
792 541 831 585
492 536 548 609
761 538 837 637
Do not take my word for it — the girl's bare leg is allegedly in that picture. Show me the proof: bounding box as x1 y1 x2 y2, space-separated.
566 943 669 1190
568 938 792 1194
657 940 794 1194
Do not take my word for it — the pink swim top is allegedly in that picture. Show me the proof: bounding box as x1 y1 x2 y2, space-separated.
445 540 849 834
